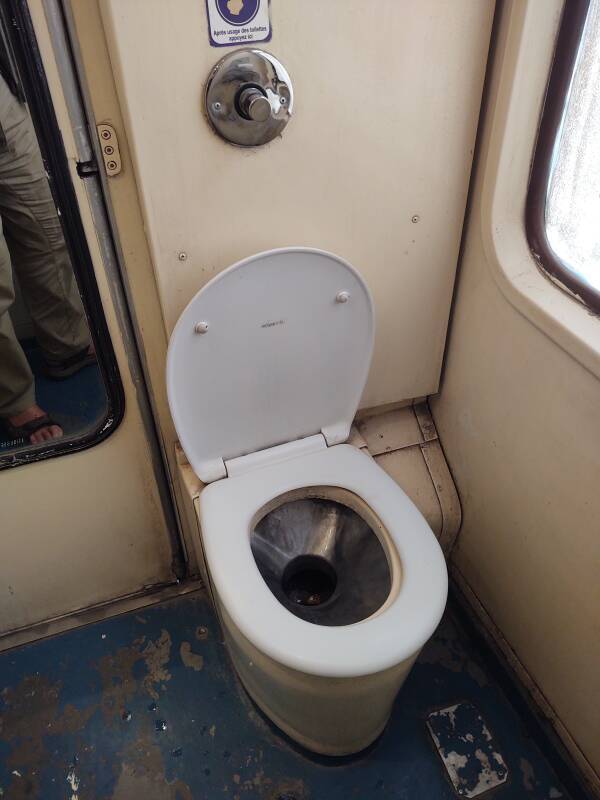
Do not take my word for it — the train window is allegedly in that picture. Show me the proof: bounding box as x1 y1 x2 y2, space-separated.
527 0 600 312
0 3 123 468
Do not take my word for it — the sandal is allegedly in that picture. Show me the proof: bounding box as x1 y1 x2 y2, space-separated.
41 347 97 380
4 414 62 444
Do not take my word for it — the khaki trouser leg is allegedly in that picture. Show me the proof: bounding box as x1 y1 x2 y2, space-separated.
0 214 35 416
0 75 90 417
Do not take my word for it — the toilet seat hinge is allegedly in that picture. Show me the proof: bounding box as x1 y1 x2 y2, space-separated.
225 433 327 478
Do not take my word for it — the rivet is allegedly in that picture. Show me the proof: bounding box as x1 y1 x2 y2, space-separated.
194 321 209 334
178 251 188 262
212 101 222 113
280 96 287 105
411 214 420 223
335 291 350 304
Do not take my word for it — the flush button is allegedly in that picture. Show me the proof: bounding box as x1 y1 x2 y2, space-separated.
238 87 271 122
205 49 293 147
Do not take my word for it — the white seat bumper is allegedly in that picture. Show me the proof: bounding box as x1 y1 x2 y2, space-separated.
198 444 448 678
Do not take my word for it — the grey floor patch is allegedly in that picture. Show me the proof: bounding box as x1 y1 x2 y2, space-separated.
427 701 509 797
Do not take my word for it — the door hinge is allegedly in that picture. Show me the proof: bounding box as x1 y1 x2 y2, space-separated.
96 123 122 176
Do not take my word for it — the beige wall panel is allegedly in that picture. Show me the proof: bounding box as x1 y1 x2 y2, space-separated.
431 0 600 778
433 225 600 772
100 0 493 408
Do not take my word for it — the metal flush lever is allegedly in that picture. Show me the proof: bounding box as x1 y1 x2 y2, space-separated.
238 86 271 123
205 49 293 147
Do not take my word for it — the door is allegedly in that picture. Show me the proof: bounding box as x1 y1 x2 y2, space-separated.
0 0 181 638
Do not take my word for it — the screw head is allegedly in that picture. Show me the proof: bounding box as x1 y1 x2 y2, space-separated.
335 291 350 304
107 160 118 170
280 96 287 105
178 251 188 261
100 129 111 139
194 321 209 334
212 101 222 113
411 214 420 223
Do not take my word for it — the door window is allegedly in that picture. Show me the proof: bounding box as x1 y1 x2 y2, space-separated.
0 4 123 467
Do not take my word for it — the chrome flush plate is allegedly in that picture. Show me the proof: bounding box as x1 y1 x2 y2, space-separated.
204 49 293 147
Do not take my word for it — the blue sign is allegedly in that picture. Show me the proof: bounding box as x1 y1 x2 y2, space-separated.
216 0 260 27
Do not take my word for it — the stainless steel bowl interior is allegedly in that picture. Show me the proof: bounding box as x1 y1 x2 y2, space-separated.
251 489 392 626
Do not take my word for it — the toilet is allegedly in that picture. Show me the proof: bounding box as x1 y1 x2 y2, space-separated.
166 247 448 756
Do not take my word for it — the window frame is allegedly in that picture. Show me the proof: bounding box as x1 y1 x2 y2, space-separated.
526 0 600 313
0 0 125 471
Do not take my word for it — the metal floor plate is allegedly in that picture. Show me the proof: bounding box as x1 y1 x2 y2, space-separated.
427 701 509 797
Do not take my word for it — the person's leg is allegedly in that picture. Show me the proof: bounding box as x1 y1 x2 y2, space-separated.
0 214 62 443
0 75 91 364
0 214 34 415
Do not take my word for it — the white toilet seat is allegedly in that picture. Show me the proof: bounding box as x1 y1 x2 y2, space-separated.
198 443 448 679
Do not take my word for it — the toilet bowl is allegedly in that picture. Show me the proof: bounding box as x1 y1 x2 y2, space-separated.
167 247 448 755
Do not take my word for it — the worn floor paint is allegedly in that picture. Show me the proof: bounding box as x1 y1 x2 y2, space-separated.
0 591 582 799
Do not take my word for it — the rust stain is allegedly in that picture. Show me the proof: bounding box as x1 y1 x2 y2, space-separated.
141 629 172 700
0 675 96 800
239 768 271 793
111 736 193 800
232 768 310 799
94 629 173 722
179 641 204 671
95 636 146 723
268 777 310 799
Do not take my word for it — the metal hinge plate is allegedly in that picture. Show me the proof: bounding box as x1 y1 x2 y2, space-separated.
96 123 122 176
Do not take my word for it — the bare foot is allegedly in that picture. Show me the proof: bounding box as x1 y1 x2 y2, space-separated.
8 404 63 445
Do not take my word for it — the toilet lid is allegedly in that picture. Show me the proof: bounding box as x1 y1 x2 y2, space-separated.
166 248 374 483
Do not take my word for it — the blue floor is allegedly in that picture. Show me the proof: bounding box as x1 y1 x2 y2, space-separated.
0 339 107 450
0 589 582 800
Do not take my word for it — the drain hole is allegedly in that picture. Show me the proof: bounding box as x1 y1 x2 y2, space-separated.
282 555 337 607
